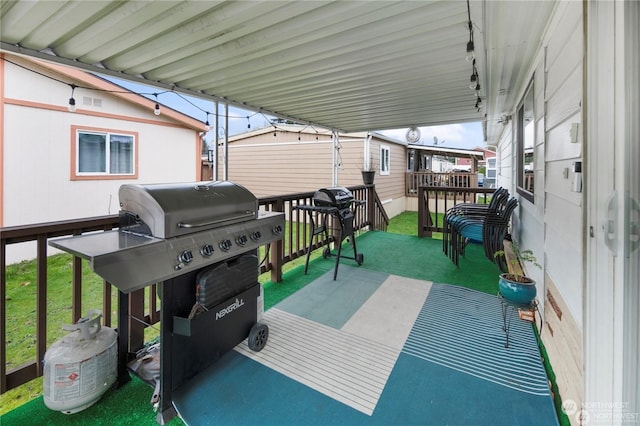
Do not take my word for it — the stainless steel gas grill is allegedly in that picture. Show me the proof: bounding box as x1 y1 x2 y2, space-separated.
50 181 284 423
294 187 364 280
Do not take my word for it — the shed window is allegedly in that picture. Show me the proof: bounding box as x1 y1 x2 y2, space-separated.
72 127 137 180
380 145 390 175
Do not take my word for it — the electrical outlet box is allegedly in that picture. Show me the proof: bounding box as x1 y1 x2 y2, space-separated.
570 123 580 143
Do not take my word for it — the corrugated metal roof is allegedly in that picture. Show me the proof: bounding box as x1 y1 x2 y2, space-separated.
0 0 557 143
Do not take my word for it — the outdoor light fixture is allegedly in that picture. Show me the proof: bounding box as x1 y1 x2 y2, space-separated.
469 72 477 89
68 84 77 112
469 59 478 89
465 0 475 61
153 93 161 116
465 18 475 61
466 38 475 61
475 97 483 111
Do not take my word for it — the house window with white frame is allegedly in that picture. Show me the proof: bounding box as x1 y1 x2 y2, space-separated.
73 127 137 179
380 145 390 175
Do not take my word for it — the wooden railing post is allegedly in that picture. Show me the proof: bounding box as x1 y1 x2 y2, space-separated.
366 184 376 229
270 198 284 283
418 187 433 238
36 235 47 376
72 256 82 322
1 239 6 393
129 289 146 353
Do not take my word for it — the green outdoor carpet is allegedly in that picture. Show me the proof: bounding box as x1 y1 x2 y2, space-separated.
1 232 524 425
174 265 558 425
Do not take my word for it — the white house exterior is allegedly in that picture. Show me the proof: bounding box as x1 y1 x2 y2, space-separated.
1 53 207 263
492 2 640 423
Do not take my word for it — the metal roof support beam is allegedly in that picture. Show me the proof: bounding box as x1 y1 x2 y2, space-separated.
332 130 339 187
213 101 219 181
223 103 229 181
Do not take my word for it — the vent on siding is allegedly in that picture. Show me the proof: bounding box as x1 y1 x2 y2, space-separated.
82 96 103 107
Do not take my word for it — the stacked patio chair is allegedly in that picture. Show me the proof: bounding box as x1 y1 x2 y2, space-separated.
444 189 518 271
481 201 518 272
442 187 508 258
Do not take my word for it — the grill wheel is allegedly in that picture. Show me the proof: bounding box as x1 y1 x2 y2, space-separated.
248 322 269 352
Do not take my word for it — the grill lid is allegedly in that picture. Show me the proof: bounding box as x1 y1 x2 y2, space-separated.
119 181 258 239
313 187 354 210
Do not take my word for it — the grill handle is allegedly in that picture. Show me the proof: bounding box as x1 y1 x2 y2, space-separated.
177 211 255 229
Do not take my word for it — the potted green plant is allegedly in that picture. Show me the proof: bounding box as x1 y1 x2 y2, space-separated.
494 241 541 304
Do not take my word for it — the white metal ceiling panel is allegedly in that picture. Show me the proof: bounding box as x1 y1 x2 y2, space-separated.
0 0 557 142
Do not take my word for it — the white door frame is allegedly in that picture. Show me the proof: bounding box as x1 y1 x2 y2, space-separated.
585 1 639 423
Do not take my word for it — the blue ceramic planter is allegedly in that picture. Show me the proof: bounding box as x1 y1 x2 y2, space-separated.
498 273 536 304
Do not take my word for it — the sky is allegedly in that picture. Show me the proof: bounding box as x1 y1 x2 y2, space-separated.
105 76 485 151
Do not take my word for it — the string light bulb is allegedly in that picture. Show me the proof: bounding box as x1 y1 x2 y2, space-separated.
466 40 475 61
247 117 251 129
469 72 477 90
469 59 478 89
68 84 77 112
475 96 482 111
465 21 475 61
205 113 211 131
153 93 161 116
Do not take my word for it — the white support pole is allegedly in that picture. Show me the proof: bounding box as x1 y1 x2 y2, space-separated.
332 130 339 186
213 102 219 181
223 103 229 181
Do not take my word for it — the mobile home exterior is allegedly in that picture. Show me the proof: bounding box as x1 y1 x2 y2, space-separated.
222 125 408 218
0 53 207 262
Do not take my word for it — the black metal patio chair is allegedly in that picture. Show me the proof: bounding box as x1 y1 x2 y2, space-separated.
446 195 518 270
442 187 508 258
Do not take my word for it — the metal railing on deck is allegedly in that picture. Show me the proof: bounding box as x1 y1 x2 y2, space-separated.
417 186 496 237
0 184 387 394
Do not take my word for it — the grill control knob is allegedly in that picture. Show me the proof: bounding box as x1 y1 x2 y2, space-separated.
236 234 248 246
200 244 215 257
178 250 194 264
273 225 283 235
250 231 262 242
219 239 232 251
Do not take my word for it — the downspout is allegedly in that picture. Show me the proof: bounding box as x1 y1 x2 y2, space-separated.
364 132 372 171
